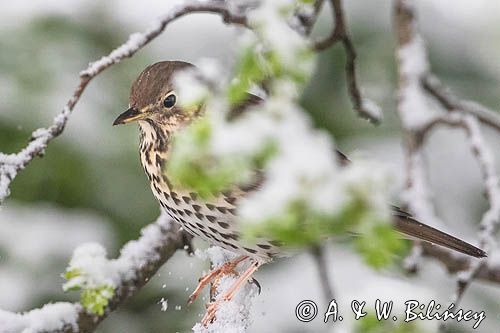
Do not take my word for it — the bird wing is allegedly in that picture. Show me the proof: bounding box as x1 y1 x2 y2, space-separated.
392 206 486 258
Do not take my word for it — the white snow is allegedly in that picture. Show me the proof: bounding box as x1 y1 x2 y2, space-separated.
462 115 500 255
64 211 176 290
63 243 118 290
159 298 168 312
80 32 148 77
173 68 210 109
397 35 440 130
361 98 383 122
0 302 78 333
248 0 311 68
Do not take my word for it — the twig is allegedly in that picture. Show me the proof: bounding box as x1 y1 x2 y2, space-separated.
314 0 382 124
313 0 343 50
394 0 440 229
295 0 325 36
421 243 500 284
423 74 500 133
451 115 500 304
310 245 335 303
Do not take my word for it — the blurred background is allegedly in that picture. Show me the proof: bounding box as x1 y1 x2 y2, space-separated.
1 1 500 332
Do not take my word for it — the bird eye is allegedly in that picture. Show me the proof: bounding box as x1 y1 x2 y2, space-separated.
163 93 176 108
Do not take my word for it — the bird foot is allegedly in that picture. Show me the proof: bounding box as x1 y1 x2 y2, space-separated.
200 261 260 327
202 300 220 326
188 255 248 305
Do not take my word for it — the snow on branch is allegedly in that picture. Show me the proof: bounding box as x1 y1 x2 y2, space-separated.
422 74 500 133
394 0 500 314
0 0 248 205
0 303 79 333
0 213 189 333
394 0 442 262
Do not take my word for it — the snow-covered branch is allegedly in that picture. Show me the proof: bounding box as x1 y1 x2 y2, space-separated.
0 0 248 205
0 213 189 333
394 0 500 314
394 0 441 272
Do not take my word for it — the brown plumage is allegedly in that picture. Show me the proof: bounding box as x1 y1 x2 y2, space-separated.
114 60 485 324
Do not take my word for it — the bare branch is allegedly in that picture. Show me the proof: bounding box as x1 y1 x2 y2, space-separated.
313 0 343 50
310 245 335 303
314 0 382 124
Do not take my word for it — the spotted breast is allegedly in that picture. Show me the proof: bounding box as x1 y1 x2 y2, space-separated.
138 118 279 261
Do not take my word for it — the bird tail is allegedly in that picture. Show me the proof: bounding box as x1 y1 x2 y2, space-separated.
392 207 486 258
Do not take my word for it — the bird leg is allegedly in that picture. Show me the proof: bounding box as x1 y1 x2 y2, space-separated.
188 255 248 305
202 261 261 326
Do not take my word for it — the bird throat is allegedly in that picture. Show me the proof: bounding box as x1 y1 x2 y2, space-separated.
138 119 172 193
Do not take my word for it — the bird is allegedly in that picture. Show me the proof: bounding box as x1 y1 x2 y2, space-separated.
113 60 486 324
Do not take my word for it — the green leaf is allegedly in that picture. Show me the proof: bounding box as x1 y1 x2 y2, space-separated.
243 199 365 247
63 268 82 280
227 47 269 105
355 221 406 269
81 285 115 316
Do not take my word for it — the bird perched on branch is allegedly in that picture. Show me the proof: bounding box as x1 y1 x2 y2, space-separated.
114 60 486 325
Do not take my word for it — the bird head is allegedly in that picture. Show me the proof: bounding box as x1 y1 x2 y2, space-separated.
113 61 201 130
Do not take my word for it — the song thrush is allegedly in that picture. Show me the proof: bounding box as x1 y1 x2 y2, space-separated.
114 61 486 324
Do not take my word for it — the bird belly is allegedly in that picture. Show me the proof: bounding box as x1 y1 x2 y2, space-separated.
149 180 277 261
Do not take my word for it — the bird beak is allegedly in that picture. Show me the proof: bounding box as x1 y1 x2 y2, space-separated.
113 107 145 125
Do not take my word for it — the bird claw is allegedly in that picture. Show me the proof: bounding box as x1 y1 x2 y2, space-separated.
188 256 248 305
202 301 220 326
250 277 261 294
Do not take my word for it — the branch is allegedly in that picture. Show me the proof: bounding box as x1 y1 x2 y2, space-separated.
0 0 248 205
421 243 500 284
394 0 500 316
295 0 325 36
0 213 190 333
452 115 500 303
394 0 441 234
310 245 335 303
423 74 500 132
313 0 382 124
